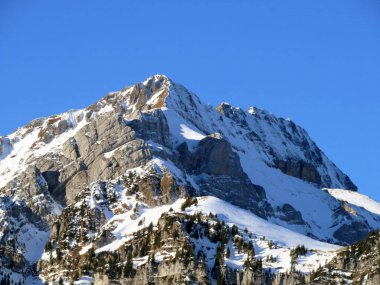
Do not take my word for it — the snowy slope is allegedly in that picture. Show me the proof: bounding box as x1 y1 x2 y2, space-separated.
70 175 340 275
326 188 380 216
326 188 380 230
191 196 340 274
192 196 339 251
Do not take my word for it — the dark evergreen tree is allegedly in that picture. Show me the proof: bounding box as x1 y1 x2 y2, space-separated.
124 251 133 278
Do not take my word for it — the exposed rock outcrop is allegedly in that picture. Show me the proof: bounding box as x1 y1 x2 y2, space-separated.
177 134 272 218
273 159 321 185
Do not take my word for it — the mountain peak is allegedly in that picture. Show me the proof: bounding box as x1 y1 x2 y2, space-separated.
88 75 204 122
118 74 172 110
143 74 172 84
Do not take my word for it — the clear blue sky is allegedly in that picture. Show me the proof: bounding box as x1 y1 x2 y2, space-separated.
1 1 379 200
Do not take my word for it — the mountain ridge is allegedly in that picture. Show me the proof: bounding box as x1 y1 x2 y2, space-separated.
0 74 358 195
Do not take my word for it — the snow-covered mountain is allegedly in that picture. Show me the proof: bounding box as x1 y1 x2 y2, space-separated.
0 75 379 284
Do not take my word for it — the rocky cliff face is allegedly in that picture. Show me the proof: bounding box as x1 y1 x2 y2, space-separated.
0 75 379 284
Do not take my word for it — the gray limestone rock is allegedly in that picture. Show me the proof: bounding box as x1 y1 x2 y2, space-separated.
274 159 321 185
277 203 306 225
176 134 272 218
